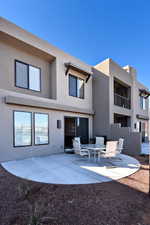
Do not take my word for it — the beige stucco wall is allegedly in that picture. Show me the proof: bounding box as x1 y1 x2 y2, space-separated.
0 37 93 112
133 81 149 121
0 17 94 162
95 59 149 133
0 89 93 162
55 55 93 110
94 58 110 76
92 68 110 137
94 58 150 146
110 124 141 155
0 39 54 99
109 60 133 126
95 59 133 126
132 81 149 139
0 17 93 113
0 17 149 161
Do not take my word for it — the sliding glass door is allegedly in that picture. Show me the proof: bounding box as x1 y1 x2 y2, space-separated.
64 117 89 148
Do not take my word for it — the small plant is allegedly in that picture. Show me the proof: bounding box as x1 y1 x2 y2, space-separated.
17 182 31 201
17 183 55 225
28 202 41 225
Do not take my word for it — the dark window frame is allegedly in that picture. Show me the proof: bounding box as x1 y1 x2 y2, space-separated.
13 110 32 148
69 74 84 99
69 74 77 97
33 112 49 146
15 59 41 92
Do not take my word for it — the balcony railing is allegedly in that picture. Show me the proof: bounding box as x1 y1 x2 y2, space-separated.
114 93 131 109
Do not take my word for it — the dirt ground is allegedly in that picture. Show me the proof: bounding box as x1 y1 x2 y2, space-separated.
0 155 149 225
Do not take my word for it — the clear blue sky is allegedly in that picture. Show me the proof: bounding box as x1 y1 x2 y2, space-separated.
1 0 150 88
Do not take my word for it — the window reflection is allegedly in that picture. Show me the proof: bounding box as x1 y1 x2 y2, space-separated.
14 111 32 146
77 78 84 98
16 61 28 89
34 113 49 145
69 75 77 97
29 66 40 91
69 74 84 99
15 60 41 92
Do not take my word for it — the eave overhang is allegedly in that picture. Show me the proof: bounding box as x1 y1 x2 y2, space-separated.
139 89 150 99
5 95 94 116
136 114 149 120
65 62 92 83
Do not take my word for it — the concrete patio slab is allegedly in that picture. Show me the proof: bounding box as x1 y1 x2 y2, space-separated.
1 153 140 184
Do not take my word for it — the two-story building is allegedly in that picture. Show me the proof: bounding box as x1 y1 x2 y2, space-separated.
0 17 93 162
0 17 149 162
93 58 150 143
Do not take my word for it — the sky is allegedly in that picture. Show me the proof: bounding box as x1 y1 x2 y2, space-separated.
0 0 150 89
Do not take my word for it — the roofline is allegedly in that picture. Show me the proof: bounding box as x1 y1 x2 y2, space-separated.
137 81 149 90
0 16 91 72
0 17 149 91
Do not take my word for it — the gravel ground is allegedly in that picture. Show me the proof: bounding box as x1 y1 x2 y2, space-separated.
0 155 149 225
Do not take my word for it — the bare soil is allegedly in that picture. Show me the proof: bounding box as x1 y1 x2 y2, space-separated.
0 155 149 225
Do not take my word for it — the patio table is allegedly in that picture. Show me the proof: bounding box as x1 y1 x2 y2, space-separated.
82 144 106 161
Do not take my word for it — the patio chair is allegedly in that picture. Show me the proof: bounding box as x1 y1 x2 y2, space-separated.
116 138 124 160
95 137 104 146
117 138 124 154
98 141 118 161
73 140 90 159
74 137 81 144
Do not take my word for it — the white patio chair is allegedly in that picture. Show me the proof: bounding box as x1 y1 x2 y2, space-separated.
117 138 124 154
96 137 104 146
98 141 118 161
73 140 90 160
74 137 81 144
116 138 124 160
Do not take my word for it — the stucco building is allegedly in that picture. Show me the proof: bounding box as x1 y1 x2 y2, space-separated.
0 17 149 162
94 58 150 143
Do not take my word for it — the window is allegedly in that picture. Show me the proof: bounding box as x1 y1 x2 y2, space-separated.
15 60 41 91
15 61 28 89
13 111 32 147
140 96 146 110
34 113 49 145
69 74 84 99
69 75 77 97
77 78 84 98
29 66 41 91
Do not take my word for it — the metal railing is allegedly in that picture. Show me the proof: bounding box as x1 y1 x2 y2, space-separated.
114 93 131 109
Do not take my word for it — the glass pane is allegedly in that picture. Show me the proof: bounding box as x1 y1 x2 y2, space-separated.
29 66 41 91
34 113 49 145
77 78 84 98
140 96 146 110
69 75 77 97
14 111 32 146
143 98 146 109
16 61 28 88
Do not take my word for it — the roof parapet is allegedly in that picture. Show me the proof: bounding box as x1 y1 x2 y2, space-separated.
123 65 137 79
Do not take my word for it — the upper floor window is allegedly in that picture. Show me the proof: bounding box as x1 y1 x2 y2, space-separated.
140 96 146 110
69 74 84 99
15 60 41 92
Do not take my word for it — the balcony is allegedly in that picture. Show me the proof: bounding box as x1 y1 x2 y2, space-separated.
114 93 131 109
